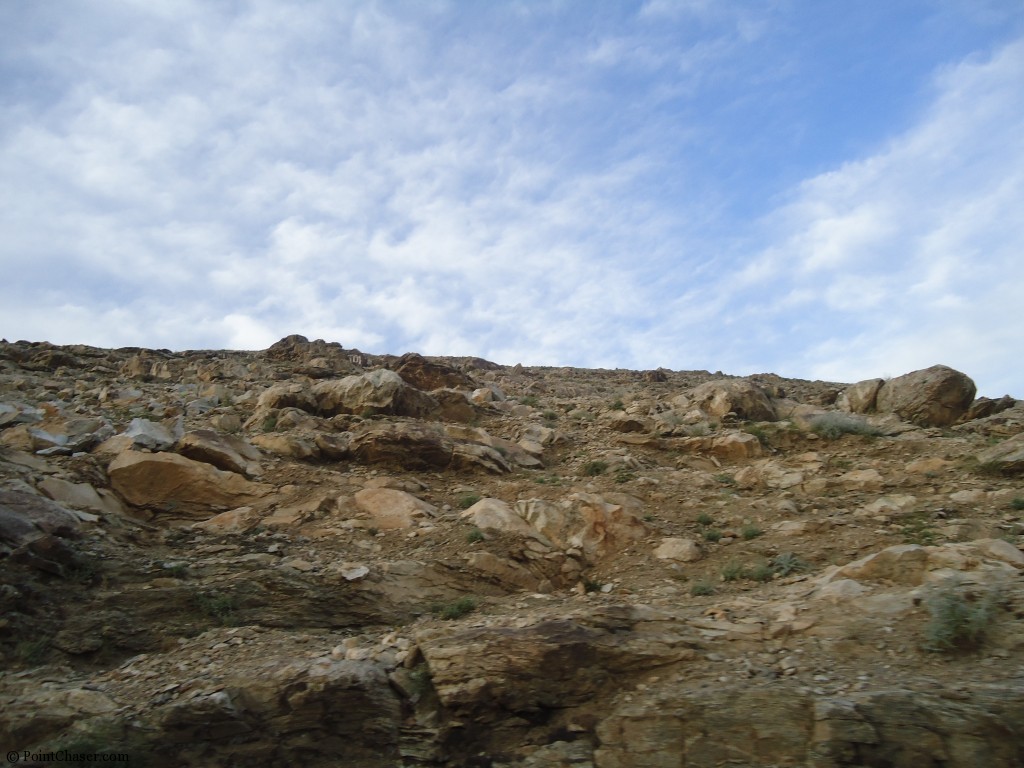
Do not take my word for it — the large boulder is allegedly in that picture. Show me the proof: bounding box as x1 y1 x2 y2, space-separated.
393 352 475 391
838 378 885 414
108 451 272 519
875 365 976 427
175 430 262 477
312 369 438 418
672 379 778 422
352 488 437 530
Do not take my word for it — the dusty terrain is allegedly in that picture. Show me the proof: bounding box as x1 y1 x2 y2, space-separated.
1 336 1023 767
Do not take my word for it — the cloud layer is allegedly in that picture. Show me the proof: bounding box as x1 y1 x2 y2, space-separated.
2 2 1022 396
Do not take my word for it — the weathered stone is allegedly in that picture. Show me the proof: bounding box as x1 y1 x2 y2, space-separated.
249 433 320 460
313 369 439 418
838 378 885 414
672 379 778 422
108 451 272 518
176 429 262 477
875 365 977 427
353 488 437 530
393 352 475 391
653 537 702 562
975 432 1024 475
123 418 178 451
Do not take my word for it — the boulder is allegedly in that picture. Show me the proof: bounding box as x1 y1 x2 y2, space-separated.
249 433 321 460
348 422 453 470
672 379 778 422
393 352 475 391
312 369 439 418
653 537 703 562
515 493 648 563
461 498 543 540
123 418 179 451
176 430 262 477
838 378 885 413
975 433 1024 475
875 365 976 427
255 383 317 413
108 451 272 519
352 488 437 530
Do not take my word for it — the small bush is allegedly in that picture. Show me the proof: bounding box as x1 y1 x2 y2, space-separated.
542 410 559 422
436 597 477 620
519 395 539 407
923 585 999 653
702 529 723 543
1011 497 1024 511
771 552 809 576
741 524 763 541
713 473 736 486
695 512 714 526
466 527 485 543
583 578 605 593
721 562 745 582
614 468 636 484
743 425 770 447
458 492 482 509
690 581 715 596
809 413 882 439
748 563 775 583
610 399 625 411
195 592 239 624
261 414 278 433
583 460 608 476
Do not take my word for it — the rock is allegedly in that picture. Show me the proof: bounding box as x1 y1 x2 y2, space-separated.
603 411 649 433
837 468 884 491
176 430 262 477
964 395 1017 421
353 488 437 530
516 493 647 562
838 378 885 414
37 477 124 517
108 451 272 519
875 365 977 427
249 433 321 460
653 537 702 562
393 352 475 391
672 379 778 422
348 422 453 470
975 433 1024 475
461 498 542 540
429 388 477 423
312 369 439 418
255 383 318 413
0 489 80 547
123 418 178 451
191 506 262 533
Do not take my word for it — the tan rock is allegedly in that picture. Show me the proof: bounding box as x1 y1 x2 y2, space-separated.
875 365 976 427
837 468 884 491
672 379 778 422
108 451 271 518
176 429 262 477
313 369 439 417
653 538 702 562
191 506 262 533
837 378 885 414
249 433 320 460
975 433 1024 475
353 488 437 530
462 498 540 539
906 457 952 474
393 352 475 391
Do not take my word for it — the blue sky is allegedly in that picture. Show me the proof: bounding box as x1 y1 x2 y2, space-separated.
2 1 1023 397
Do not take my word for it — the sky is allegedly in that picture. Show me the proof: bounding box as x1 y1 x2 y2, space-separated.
1 1 1023 397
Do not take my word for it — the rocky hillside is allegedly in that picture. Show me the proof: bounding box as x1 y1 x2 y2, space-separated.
2 336 1023 767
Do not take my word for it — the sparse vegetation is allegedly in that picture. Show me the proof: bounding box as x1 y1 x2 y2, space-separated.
702 529 723 543
261 414 278 432
614 467 636 484
14 636 51 666
809 412 882 439
519 395 539 407
458 492 482 509
583 460 608 476
435 597 477 620
923 584 999 653
466 527 485 543
583 578 605 593
610 399 625 411
771 552 809 576
713 473 736 486
741 524 763 540
721 562 745 582
195 591 239 625
901 513 939 546
695 512 714 526
690 581 715 596
747 563 775 583
1012 497 1024 511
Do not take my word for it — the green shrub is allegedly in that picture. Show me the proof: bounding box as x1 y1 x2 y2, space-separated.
1011 497 1024 511
771 552 809 576
695 512 714 526
721 562 745 582
583 460 608 476
261 414 278 433
702 529 723 543
583 578 605 593
195 592 238 624
436 597 477 620
457 492 482 509
741 524 763 540
748 563 775 583
610 399 625 411
519 395 539 407
713 473 736 486
808 413 882 439
466 527 485 543
690 581 715 597
923 585 999 653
